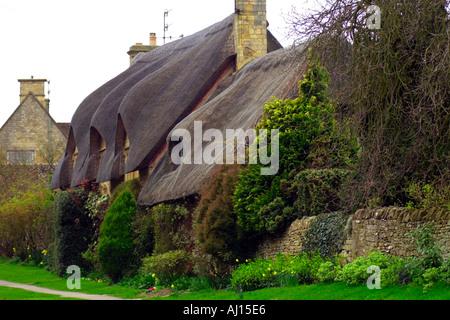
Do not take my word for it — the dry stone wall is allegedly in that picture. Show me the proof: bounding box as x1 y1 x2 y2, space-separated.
257 217 316 258
256 207 450 261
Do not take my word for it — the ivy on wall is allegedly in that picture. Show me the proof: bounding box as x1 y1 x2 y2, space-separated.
302 212 350 259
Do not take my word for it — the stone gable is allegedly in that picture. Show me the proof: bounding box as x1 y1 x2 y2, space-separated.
0 93 67 165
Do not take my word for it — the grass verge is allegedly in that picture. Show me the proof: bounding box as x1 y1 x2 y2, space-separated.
1 258 448 300
152 282 450 300
0 258 141 299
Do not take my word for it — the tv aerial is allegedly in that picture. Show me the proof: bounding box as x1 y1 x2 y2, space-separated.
163 9 173 44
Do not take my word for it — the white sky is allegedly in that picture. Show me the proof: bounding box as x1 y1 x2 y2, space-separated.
0 0 313 127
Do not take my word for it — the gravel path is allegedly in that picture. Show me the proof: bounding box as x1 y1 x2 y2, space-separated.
0 280 125 300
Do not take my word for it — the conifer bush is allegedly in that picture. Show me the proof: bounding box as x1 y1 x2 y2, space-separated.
97 190 136 282
195 164 246 266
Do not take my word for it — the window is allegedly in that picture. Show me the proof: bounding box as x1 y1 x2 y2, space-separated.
7 150 35 164
72 146 78 169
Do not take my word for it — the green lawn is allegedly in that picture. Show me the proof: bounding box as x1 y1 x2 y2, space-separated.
0 258 448 300
158 282 449 300
0 258 142 299
0 286 81 300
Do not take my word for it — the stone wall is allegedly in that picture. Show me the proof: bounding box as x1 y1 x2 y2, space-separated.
257 217 316 258
256 207 450 261
341 206 450 261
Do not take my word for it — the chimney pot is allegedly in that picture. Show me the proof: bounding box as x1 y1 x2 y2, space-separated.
150 33 157 46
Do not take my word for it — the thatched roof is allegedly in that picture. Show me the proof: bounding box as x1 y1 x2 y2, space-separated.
51 14 310 205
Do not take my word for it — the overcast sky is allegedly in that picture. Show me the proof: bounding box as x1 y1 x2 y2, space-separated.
0 0 314 127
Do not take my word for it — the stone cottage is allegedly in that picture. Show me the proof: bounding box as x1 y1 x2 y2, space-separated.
0 78 69 166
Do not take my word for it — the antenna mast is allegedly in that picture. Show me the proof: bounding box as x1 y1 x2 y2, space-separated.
163 9 172 44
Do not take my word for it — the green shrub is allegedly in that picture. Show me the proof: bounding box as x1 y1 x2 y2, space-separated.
150 203 190 254
0 184 54 260
408 222 443 269
380 258 406 288
233 53 358 237
110 178 141 204
316 255 345 283
140 249 192 285
340 250 404 287
441 258 450 286
406 182 450 209
441 259 450 286
50 189 94 276
195 164 245 265
230 257 275 291
317 261 340 283
422 267 441 293
294 169 352 216
401 257 450 292
399 222 445 288
97 190 136 282
230 252 324 291
80 191 110 273
131 206 155 267
257 197 296 234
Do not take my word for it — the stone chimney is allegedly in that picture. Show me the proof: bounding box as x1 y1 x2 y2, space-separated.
127 33 158 65
233 0 268 70
150 33 157 46
18 77 48 111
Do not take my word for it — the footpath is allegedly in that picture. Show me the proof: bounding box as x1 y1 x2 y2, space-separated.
0 280 124 300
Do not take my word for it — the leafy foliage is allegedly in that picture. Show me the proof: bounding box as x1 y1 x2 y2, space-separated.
402 222 444 283
150 203 191 255
230 252 324 291
0 162 51 205
140 249 193 285
97 190 136 282
130 206 155 269
294 169 352 216
195 164 247 266
290 0 449 208
406 182 450 209
339 250 404 287
110 178 141 204
233 53 358 237
0 184 54 259
302 212 349 259
50 189 94 277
